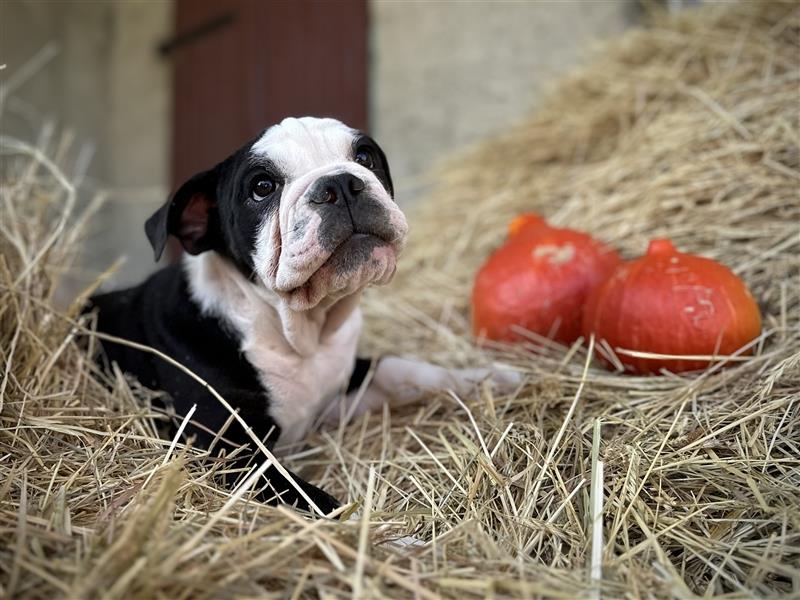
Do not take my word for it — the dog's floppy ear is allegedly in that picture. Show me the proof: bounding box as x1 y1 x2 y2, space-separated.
145 168 220 261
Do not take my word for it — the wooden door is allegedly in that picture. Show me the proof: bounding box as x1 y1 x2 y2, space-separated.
169 0 368 188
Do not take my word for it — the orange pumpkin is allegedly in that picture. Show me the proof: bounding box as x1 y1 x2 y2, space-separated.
582 239 762 374
507 213 549 238
472 214 621 344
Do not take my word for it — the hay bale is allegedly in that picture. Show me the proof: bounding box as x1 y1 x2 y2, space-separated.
1 2 798 597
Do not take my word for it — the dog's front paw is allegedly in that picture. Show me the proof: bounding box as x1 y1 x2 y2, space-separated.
485 362 523 394
299 482 341 516
447 362 522 398
253 465 341 515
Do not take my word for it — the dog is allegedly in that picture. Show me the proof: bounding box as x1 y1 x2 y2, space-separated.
88 117 515 514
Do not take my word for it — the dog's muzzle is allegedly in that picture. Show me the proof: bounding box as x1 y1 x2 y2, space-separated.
273 170 408 310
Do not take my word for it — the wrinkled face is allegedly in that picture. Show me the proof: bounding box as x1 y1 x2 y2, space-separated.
145 117 408 312
250 118 407 310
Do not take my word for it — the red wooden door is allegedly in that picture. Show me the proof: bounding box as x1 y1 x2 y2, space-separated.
170 0 368 188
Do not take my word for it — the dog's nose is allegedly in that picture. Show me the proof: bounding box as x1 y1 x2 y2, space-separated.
347 174 365 194
312 173 365 205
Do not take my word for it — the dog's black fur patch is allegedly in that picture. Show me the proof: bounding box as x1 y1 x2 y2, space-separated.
353 134 393 196
145 140 284 280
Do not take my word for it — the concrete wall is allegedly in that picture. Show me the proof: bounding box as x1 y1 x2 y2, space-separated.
101 2 172 287
1 0 172 289
2 2 113 182
370 1 635 202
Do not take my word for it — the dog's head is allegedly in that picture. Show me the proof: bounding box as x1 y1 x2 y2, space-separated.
146 117 408 311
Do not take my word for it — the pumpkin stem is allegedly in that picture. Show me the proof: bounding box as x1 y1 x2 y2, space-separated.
508 213 546 238
647 238 677 255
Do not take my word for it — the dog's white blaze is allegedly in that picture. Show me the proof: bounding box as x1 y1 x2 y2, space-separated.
251 117 356 180
184 253 361 447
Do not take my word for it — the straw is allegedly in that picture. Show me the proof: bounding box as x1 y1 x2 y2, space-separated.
2 2 798 597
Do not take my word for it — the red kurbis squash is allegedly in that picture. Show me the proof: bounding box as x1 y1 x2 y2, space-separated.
472 214 621 344
582 239 762 374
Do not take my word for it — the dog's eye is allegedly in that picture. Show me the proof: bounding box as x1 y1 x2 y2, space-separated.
355 148 375 169
251 177 277 202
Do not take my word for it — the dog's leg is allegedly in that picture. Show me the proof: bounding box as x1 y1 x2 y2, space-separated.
325 357 520 425
180 387 340 515
239 460 340 515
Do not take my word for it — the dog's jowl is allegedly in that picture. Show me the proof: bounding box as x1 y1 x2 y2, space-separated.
88 116 515 514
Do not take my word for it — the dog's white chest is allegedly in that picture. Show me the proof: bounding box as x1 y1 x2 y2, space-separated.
184 253 363 449
242 310 362 447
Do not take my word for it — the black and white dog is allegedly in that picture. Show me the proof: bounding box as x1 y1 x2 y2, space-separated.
89 117 513 514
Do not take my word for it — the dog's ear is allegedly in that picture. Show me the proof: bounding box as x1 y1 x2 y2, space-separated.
145 168 220 261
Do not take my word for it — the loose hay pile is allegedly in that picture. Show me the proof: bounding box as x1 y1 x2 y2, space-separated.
2 1 799 598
